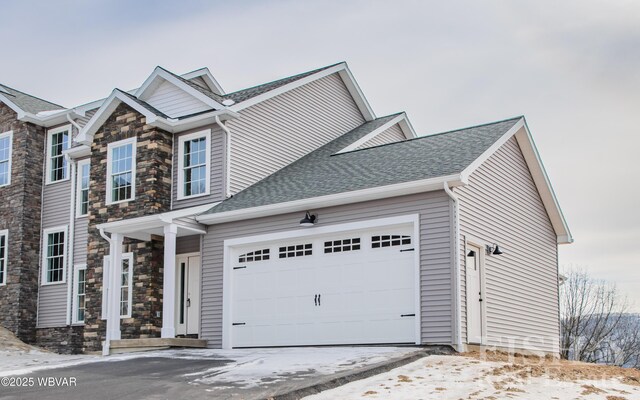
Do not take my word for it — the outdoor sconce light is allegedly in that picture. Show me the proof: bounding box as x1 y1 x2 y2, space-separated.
299 211 317 227
486 243 503 256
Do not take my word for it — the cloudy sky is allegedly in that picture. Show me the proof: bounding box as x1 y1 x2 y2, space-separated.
2 0 639 310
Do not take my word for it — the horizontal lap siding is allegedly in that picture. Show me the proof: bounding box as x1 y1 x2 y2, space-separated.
172 125 226 209
227 73 365 194
146 81 210 118
38 181 72 328
74 217 88 265
457 136 559 353
201 191 454 348
177 235 201 254
357 123 406 149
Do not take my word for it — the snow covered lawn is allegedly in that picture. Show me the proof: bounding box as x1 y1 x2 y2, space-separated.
305 354 640 400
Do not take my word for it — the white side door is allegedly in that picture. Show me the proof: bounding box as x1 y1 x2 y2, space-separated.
176 255 201 336
466 244 484 344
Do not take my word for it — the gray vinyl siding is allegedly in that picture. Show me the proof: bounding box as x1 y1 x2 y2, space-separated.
200 191 454 348
227 73 366 194
456 136 559 353
146 80 211 118
171 124 226 210
177 235 201 254
356 123 406 150
74 217 88 265
38 180 72 328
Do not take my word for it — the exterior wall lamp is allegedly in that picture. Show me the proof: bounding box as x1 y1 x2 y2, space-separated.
485 243 503 256
299 211 317 227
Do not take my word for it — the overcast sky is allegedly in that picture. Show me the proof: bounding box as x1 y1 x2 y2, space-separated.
1 0 638 310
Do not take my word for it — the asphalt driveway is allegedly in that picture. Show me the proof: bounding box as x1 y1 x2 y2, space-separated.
0 347 425 400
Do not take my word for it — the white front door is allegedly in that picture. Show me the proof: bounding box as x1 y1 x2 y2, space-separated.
230 224 417 347
465 244 484 344
176 255 201 336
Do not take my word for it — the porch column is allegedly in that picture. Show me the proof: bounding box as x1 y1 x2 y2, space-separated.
161 223 178 338
106 233 123 348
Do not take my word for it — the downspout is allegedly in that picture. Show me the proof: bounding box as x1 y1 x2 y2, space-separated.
65 154 76 326
215 115 232 198
444 182 463 351
98 228 113 356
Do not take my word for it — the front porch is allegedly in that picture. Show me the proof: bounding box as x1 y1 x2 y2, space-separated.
97 204 213 356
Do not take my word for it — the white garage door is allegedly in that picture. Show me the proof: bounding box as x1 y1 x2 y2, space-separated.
230 224 417 347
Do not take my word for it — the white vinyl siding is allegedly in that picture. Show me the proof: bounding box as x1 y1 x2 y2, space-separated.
76 159 90 217
145 80 210 118
457 136 560 354
227 73 366 193
0 230 7 285
356 123 406 150
42 226 68 285
0 130 12 187
46 125 70 184
178 130 211 200
106 137 136 204
72 264 86 324
201 191 453 348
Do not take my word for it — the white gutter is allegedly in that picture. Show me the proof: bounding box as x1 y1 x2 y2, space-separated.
215 115 233 198
197 174 465 225
65 155 77 326
444 182 463 351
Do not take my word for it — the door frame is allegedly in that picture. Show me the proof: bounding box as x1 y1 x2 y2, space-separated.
221 214 421 349
464 237 488 345
175 252 201 336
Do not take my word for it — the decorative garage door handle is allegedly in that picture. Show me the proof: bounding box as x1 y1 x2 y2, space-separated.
318 294 321 306
314 294 322 306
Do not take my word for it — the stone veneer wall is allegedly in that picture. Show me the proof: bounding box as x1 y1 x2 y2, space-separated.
84 103 172 351
36 326 85 354
0 103 45 344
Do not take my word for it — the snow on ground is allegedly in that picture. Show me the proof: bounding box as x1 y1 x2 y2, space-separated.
304 354 640 400
177 347 421 388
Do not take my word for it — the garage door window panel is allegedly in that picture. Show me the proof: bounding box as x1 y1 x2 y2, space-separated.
238 249 270 263
324 238 361 254
371 235 411 248
279 243 312 259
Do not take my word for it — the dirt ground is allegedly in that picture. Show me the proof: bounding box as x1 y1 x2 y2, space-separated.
0 326 41 352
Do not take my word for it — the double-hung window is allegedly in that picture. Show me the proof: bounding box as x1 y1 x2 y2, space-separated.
0 230 8 285
76 160 90 217
0 131 13 187
72 264 86 323
46 126 70 184
106 138 136 204
42 226 67 284
101 252 133 319
177 130 210 199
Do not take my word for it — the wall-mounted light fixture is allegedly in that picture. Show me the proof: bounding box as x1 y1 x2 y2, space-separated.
485 243 503 256
299 211 317 227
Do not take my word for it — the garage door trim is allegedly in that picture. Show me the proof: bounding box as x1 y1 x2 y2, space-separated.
221 214 421 349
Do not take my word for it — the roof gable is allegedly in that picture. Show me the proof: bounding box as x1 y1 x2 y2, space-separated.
336 112 416 153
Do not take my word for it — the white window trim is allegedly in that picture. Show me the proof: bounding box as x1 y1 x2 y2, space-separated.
72 264 87 324
76 159 91 217
0 130 13 188
45 125 71 185
0 229 8 286
101 252 134 320
120 252 133 319
177 129 211 200
41 225 68 285
106 137 137 205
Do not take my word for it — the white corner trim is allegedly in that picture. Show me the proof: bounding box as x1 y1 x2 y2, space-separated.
0 130 13 188
197 174 464 225
135 67 224 109
106 137 137 205
41 225 69 285
177 129 212 200
336 113 408 154
45 125 72 185
221 214 421 349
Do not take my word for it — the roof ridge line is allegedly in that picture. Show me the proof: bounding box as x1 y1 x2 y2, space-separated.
332 115 524 156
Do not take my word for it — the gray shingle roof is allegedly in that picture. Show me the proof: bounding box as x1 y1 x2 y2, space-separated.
0 83 64 114
202 116 522 215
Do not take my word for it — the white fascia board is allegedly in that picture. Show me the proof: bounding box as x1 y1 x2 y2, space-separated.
336 113 408 154
515 122 573 244
153 109 238 133
75 90 158 145
135 67 225 110
181 67 225 95
337 66 376 121
97 203 215 234
398 115 418 139
0 92 79 128
197 174 464 225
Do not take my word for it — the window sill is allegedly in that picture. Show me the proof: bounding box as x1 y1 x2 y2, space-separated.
106 198 135 206
45 177 71 186
41 281 66 286
176 191 211 201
